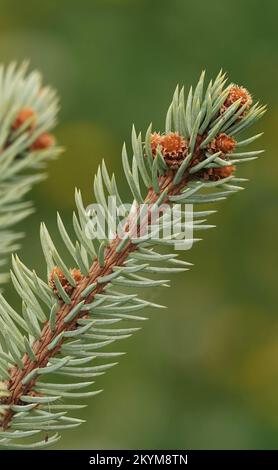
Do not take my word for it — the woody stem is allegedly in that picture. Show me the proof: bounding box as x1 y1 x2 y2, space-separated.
1 169 190 430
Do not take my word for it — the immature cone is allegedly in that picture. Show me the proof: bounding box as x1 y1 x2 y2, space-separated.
150 132 189 170
221 85 252 116
12 108 36 131
49 267 83 298
203 165 236 181
31 132 55 150
208 133 236 155
150 132 161 155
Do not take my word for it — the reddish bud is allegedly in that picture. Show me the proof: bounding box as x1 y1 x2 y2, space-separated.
31 133 55 150
150 132 189 170
208 133 236 155
221 85 252 115
12 108 36 131
49 267 83 299
150 132 161 155
203 165 236 181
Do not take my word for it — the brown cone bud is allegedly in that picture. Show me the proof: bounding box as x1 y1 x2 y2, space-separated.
49 267 83 299
150 132 161 155
150 132 189 170
31 133 55 150
12 108 36 131
208 133 236 155
203 165 236 181
221 85 252 116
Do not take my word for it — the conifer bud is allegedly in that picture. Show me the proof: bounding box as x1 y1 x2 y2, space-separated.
150 132 189 170
49 267 83 298
221 85 252 116
12 108 36 131
31 132 55 150
208 133 236 155
203 165 236 181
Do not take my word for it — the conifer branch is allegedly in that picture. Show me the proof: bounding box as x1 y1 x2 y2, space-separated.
0 62 61 286
0 71 265 449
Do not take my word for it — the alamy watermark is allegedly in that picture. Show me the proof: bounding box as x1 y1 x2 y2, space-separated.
84 196 195 251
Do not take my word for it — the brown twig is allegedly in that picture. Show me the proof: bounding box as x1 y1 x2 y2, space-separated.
1 169 191 429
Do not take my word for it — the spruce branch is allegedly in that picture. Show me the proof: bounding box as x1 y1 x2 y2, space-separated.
0 71 265 449
0 62 61 286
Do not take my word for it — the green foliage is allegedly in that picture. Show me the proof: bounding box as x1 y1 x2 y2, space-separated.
0 62 61 286
0 71 265 449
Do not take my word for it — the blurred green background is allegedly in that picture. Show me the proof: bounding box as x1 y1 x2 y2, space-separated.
1 0 278 450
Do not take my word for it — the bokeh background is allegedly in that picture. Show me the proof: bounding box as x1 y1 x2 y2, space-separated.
0 0 278 450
